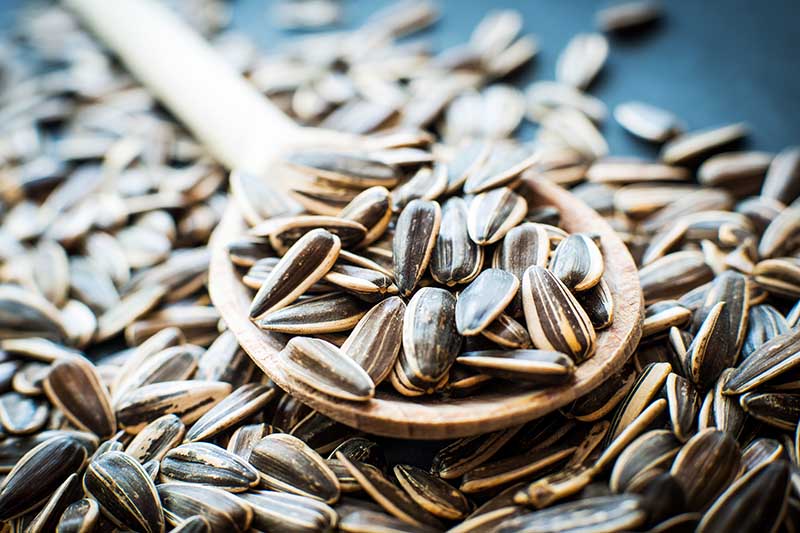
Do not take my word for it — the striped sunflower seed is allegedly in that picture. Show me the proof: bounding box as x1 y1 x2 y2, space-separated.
392 199 441 297
664 373 700 442
249 433 340 503
698 151 772 192
761 146 800 205
393 287 460 395
495 495 646 533
609 429 680 493
248 228 340 319
697 460 791 533
456 269 519 335
124 413 186 463
44 356 116 439
743 305 790 358
335 453 442 529
280 336 375 402
0 393 48 435
723 328 800 394
341 296 405 385
83 450 163 533
614 101 682 143
522 265 597 362
227 423 279 461
161 442 260 492
669 429 741 511
112 344 202 404
740 392 800 430
238 489 337 533
22 471 82 533
467 187 527 245
549 233 604 292
56 497 101 533
430 197 483 286
481 313 533 349
457 349 575 385
256 292 366 334
285 151 399 189
394 464 470 520
185 383 275 442
340 186 393 246
158 482 253 533
431 426 520 480
0 434 87 521
576 279 615 330
638 251 714 305
596 1 662 32
115 380 231 432
250 215 365 254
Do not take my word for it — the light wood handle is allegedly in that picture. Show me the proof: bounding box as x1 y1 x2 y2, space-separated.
63 0 299 173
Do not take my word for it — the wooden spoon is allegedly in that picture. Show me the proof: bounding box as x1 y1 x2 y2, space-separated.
66 0 643 439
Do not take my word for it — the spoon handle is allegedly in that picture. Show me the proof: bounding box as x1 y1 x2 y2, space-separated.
63 0 298 173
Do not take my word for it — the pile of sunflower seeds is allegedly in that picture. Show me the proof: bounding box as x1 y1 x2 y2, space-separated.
1 0 799 532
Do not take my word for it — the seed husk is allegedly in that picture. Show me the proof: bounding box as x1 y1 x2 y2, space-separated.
587 158 690 184
495 495 646 533
638 251 714 305
280 336 375 402
740 392 800 430
395 287 461 394
609 429 681 493
457 349 575 385
576 279 615 330
186 383 276 442
596 1 662 32
723 328 800 394
23 471 82 533
614 101 682 143
606 361 672 443
664 373 700 442
467 187 527 245
161 442 260 492
124 413 186 463
0 392 48 435
431 426 520 480
482 313 533 349
285 151 399 189
115 380 232 432
248 228 341 319
670 429 741 511
0 285 68 341
323 264 398 302
168 515 211 533
460 443 577 494
753 257 800 298
56 497 101 533
456 269 519 335
227 423 278 461
444 140 493 193
697 460 791 533
698 151 772 192
238 489 338 533
195 330 254 385
336 453 442 529
392 199 441 297
256 292 367 334
549 233 604 292
741 438 786 473
112 344 202 404
249 433 340 504
762 146 800 205
83 450 164 533
526 80 607 123
463 143 538 194
394 464 471 520
594 398 668 472
341 296 405 385
556 33 609 90
158 482 253 533
340 186 393 246
661 123 748 165
94 285 166 343
522 265 597 363
250 215 366 254
430 197 483 286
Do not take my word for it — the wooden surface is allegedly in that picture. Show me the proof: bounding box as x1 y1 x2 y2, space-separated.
208 177 643 439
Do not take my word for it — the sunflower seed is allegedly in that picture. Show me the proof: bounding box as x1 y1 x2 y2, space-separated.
230 169 295 226
456 269 519 336
497 494 646 533
664 373 700 442
286 151 399 189
670 429 741 511
431 426 520 480
392 464 470 520
556 33 609 89
463 143 538 194
186 383 276 442
392 199 441 297
522 266 597 362
393 287 460 395
723 328 800 394
256 292 367 334
124 413 185 463
115 380 231 432
161 442 260 492
762 146 800 205
740 392 800 430
0 435 87 521
82 450 163 532
0 393 48 435
340 186 393 247
336 453 441 528
661 123 748 165
158 482 253 533
56 497 101 533
341 297 405 385
94 285 166 343
467 187 527 246
280 337 375 402
639 251 714 305
596 1 662 32
457 349 574 385
430 197 483 286
0 285 68 341
248 229 340 319
549 233 604 292
238 489 337 533
112 344 202 404
614 101 682 143
609 429 680 493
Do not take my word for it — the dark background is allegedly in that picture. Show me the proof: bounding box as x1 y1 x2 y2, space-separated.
3 0 800 156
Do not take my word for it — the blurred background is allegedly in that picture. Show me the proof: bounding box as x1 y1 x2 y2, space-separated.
2 0 798 157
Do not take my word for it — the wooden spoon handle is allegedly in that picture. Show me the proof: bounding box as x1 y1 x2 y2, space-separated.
63 0 298 173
